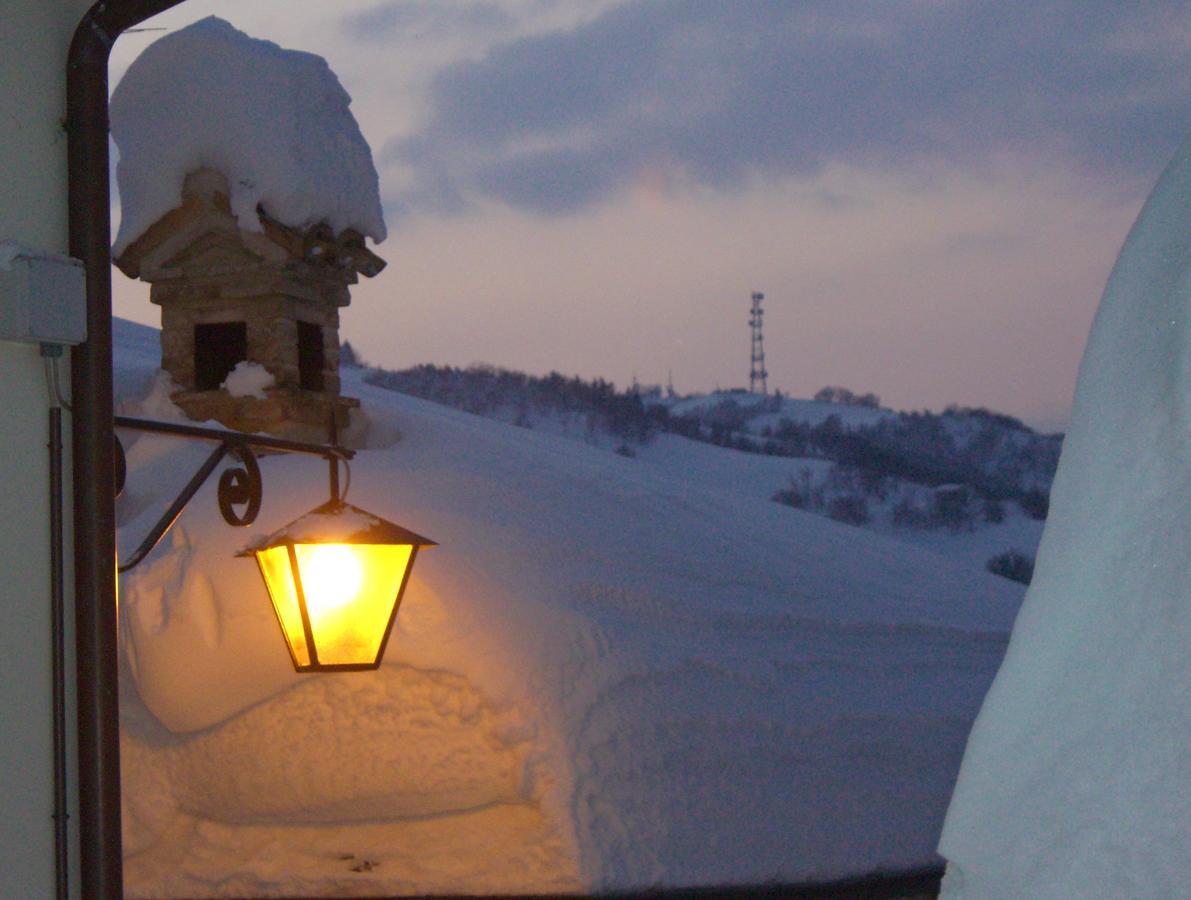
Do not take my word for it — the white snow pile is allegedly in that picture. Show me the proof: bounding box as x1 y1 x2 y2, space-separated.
110 16 386 256
222 361 273 399
939 138 1191 897
113 321 1027 897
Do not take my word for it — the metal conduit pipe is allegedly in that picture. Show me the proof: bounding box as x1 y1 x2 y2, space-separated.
66 2 186 896
47 386 68 900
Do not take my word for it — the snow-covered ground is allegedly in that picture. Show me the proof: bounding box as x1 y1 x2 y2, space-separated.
390 391 1049 575
113 317 1025 897
631 433 1045 571
361 372 1051 575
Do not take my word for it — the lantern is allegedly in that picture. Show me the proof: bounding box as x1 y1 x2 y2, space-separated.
240 499 435 672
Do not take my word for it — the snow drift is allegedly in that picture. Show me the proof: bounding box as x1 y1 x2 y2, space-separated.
113 318 1025 896
110 17 386 256
939 138 1191 897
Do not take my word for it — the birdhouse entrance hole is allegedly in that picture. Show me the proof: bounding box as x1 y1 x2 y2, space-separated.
195 321 248 391
298 321 325 392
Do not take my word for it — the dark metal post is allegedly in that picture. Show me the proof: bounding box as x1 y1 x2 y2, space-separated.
66 18 123 894
328 411 340 502
66 3 187 896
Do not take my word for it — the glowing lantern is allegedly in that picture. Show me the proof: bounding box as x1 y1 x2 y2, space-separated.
241 500 435 672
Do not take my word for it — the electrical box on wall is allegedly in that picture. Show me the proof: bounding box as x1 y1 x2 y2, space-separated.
0 242 86 346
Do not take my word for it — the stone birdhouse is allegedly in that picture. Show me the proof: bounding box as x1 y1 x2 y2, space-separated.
114 168 385 441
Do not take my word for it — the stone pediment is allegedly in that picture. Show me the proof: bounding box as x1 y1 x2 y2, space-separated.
116 176 290 280
116 167 386 283
158 229 269 277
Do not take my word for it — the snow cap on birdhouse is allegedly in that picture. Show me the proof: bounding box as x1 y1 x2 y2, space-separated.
109 17 387 440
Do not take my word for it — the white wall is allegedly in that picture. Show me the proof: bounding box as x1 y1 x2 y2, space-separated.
0 2 97 896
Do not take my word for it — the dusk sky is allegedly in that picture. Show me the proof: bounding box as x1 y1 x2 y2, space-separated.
109 1 1190 431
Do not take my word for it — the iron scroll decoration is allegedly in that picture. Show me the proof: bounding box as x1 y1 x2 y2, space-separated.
217 444 262 526
114 433 261 522
114 415 352 573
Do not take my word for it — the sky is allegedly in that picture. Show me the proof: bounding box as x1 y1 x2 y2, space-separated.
108 1 1191 431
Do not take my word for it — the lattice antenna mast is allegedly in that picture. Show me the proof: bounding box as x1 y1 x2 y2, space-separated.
749 291 768 395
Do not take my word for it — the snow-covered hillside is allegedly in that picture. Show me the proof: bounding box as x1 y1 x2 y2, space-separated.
664 389 893 430
365 365 1053 577
113 318 1025 897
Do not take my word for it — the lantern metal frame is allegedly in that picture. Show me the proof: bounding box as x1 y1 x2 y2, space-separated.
237 498 435 672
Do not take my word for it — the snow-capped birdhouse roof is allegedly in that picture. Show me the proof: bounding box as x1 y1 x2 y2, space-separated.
110 17 387 259
114 168 385 290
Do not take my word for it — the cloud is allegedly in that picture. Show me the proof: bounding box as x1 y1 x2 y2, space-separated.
381 0 1190 217
341 0 514 43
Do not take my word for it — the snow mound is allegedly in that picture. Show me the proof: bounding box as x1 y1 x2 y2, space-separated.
111 16 386 256
222 361 272 399
126 665 533 825
938 138 1191 896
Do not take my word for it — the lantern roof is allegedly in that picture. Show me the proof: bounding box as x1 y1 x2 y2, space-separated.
239 500 436 554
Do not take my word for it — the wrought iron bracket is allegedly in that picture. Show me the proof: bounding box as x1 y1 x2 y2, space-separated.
114 415 354 573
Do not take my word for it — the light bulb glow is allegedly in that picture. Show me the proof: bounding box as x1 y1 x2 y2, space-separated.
295 544 364 614
286 542 413 666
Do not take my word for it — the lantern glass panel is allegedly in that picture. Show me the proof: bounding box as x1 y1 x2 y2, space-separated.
257 545 312 667
294 543 413 665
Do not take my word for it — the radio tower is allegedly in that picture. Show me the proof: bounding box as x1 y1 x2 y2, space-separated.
749 291 768 395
